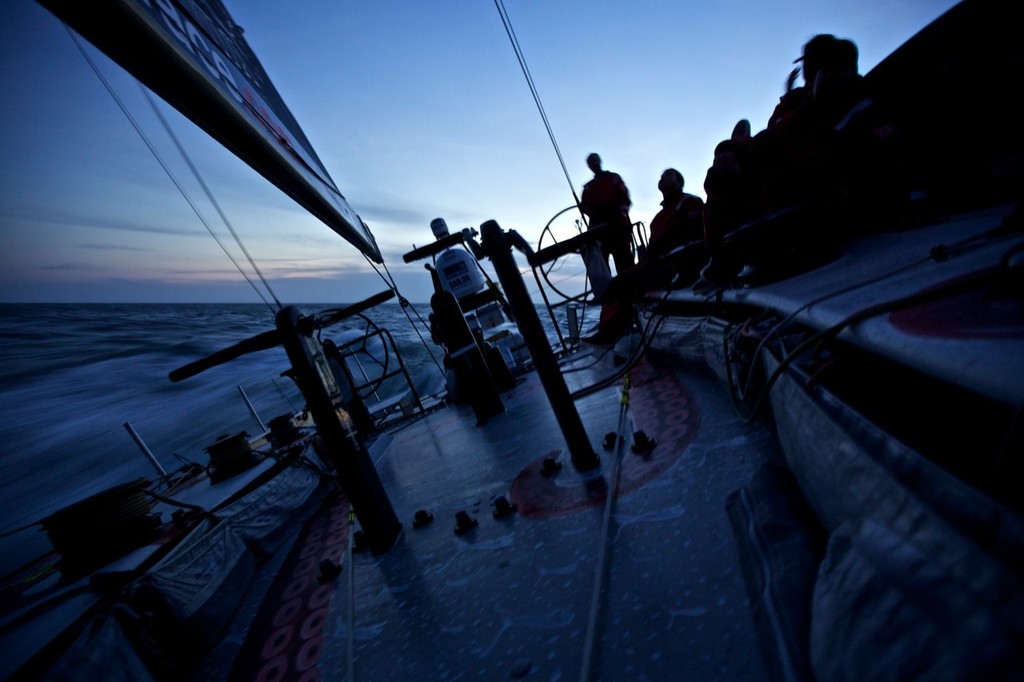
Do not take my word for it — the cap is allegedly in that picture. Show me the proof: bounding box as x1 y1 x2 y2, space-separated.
794 34 857 74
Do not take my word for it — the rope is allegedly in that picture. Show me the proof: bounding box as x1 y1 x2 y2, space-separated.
142 489 215 519
568 288 670 399
579 373 630 682
734 228 1021 398
727 262 1004 424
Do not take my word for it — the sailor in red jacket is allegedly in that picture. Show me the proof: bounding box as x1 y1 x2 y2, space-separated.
583 168 704 345
580 153 635 276
644 169 705 263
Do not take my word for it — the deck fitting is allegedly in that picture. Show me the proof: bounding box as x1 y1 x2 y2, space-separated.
631 430 657 454
541 456 563 476
454 511 479 535
412 509 435 528
492 496 518 518
317 559 342 583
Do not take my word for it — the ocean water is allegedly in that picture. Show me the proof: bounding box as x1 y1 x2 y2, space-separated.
0 301 483 575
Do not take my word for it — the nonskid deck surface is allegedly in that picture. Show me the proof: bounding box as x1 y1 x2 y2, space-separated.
219 350 781 680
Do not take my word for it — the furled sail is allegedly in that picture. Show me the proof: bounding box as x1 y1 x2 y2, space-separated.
37 0 382 263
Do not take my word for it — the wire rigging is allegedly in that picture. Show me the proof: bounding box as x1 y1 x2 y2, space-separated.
67 26 279 313
362 253 447 380
493 0 582 214
138 85 282 310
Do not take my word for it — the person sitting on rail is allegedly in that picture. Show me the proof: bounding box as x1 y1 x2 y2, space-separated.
699 34 910 288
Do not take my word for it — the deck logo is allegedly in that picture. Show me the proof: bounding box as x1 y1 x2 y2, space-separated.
508 358 699 517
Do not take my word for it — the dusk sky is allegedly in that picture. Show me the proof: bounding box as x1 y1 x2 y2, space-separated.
1 0 957 304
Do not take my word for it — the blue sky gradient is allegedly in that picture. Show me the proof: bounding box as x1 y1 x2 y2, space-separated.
0 0 958 303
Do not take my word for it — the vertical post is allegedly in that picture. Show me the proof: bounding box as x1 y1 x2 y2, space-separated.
479 220 600 471
123 421 170 480
566 303 582 345
237 385 268 433
276 306 401 555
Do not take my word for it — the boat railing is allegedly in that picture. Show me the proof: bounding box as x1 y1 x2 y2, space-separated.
529 221 619 353
333 324 425 424
528 206 648 353
0 378 304 565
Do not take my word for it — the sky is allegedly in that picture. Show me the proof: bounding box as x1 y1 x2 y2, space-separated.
0 0 959 304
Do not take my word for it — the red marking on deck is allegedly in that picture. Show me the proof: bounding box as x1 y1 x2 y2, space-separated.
508 358 699 517
230 495 349 681
890 267 1024 339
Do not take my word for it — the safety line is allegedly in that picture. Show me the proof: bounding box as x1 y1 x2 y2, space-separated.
579 373 630 681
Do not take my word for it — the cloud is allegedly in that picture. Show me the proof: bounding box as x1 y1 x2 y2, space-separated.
38 261 102 272
0 206 203 237
77 242 153 252
358 203 433 226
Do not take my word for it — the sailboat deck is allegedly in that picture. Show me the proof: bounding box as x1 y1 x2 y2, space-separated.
214 350 779 680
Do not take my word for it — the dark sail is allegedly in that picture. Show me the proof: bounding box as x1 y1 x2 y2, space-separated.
37 0 382 263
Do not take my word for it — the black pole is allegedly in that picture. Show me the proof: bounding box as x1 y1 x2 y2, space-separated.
479 220 600 471
276 306 401 555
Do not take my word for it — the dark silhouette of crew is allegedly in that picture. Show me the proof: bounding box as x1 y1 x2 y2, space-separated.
583 168 704 345
580 153 635 278
699 34 909 288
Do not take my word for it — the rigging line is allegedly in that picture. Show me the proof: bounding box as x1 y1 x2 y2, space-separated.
272 377 301 413
568 289 669 398
493 0 583 212
362 254 447 379
65 27 276 311
579 372 630 682
732 227 1011 396
138 85 282 310
729 264 1004 425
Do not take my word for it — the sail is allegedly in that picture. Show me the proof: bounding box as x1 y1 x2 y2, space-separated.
37 0 382 263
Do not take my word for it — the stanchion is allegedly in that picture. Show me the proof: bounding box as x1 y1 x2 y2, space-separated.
479 220 600 471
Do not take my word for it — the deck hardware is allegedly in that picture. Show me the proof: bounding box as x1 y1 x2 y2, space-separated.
268 414 301 447
40 478 160 579
480 220 600 471
123 421 170 481
631 430 657 454
237 385 268 433
430 288 505 424
412 510 435 528
317 559 342 583
204 431 261 483
492 496 518 518
278 304 402 555
352 530 370 551
602 432 622 450
454 511 478 535
541 456 563 476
